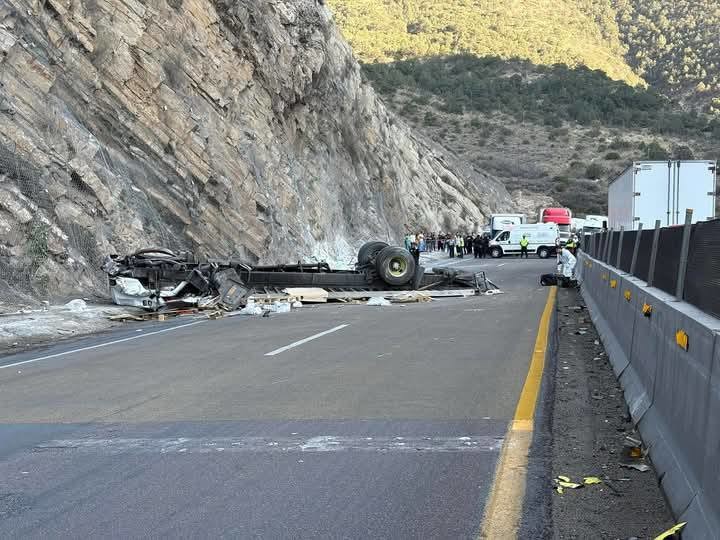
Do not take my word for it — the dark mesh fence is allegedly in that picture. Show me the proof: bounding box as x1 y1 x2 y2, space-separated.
684 220 720 319
619 231 637 272
608 231 620 264
635 230 655 282
583 220 720 319
653 227 684 295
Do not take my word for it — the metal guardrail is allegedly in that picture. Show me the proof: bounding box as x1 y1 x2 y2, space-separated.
583 211 720 320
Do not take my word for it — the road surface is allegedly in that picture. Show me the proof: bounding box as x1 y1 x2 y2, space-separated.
0 255 556 538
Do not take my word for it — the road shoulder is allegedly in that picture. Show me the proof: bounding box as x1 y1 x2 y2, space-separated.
550 287 674 539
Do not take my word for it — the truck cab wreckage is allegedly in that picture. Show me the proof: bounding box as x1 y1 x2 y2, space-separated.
102 242 498 312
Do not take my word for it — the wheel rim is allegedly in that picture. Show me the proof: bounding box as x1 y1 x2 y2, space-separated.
388 256 408 277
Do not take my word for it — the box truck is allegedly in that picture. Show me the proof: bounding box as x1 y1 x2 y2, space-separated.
608 161 716 230
488 223 559 259
489 214 525 237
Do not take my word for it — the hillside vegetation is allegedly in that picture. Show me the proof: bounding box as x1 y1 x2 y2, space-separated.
365 55 720 138
329 0 642 86
328 1 720 215
614 0 720 113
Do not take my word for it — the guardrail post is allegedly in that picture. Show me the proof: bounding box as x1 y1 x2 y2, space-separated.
616 226 625 268
675 209 693 300
603 229 613 262
629 223 643 276
647 220 662 287
593 233 602 259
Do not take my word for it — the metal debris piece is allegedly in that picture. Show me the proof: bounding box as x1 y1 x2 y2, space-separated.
620 462 650 472
554 476 583 490
653 522 687 540
583 476 602 485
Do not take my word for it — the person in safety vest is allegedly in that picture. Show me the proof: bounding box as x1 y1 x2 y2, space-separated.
565 238 577 255
519 235 530 259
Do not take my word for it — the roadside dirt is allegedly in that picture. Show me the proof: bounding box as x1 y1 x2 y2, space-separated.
551 287 675 539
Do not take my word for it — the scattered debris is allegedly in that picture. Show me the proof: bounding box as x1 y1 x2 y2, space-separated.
367 297 391 307
484 289 504 296
653 522 686 540
390 291 431 303
554 474 603 494
554 475 584 492
63 299 88 312
283 288 328 304
239 303 263 316
620 463 651 472
583 476 602 485
623 435 644 457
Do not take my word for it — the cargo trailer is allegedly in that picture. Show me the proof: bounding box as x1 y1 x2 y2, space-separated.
608 161 716 230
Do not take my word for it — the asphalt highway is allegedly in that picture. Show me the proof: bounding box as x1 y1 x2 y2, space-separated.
0 255 556 538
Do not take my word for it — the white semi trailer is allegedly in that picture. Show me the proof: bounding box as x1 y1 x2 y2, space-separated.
608 160 716 230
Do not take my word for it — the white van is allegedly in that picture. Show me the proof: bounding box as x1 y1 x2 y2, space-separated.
489 223 559 259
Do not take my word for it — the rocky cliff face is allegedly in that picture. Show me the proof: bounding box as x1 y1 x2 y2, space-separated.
0 0 514 303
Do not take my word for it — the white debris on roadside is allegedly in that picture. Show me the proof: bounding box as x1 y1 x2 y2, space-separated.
484 289 504 296
367 297 391 306
292 301 303 308
239 302 263 316
63 299 88 312
272 302 291 314
0 302 143 349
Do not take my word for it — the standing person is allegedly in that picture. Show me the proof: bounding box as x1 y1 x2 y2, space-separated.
418 233 426 252
481 233 490 258
473 234 483 259
404 233 411 251
447 235 455 258
457 234 464 258
465 234 473 255
555 235 562 264
520 235 530 259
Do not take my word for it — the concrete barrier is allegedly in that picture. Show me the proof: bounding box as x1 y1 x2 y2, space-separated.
578 250 720 539
622 284 676 423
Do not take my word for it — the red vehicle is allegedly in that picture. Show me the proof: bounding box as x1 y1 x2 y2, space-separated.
540 208 572 237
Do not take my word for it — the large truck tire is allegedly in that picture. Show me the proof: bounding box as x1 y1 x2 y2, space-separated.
357 241 389 266
375 246 416 286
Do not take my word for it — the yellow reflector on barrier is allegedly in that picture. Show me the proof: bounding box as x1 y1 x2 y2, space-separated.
610 279 617 288
624 290 631 301
676 330 689 351
642 303 653 316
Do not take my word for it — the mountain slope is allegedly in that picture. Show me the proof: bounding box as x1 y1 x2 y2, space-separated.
0 0 514 303
613 0 720 112
328 1 720 216
328 0 642 86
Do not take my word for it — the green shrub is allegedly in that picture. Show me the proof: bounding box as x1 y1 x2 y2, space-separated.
585 162 606 179
604 152 622 160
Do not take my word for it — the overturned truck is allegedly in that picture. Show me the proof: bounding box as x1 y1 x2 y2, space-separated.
102 242 493 311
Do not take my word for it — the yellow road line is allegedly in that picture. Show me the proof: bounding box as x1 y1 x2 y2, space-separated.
479 286 557 539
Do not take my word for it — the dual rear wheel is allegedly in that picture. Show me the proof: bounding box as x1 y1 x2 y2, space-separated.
357 242 416 286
